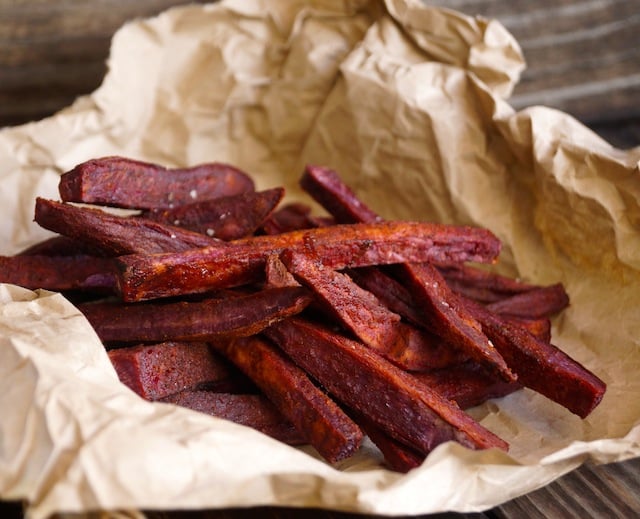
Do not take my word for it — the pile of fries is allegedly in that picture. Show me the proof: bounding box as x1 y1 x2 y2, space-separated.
3 157 606 472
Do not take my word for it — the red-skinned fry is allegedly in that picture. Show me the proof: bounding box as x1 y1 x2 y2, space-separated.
485 283 570 319
59 156 255 209
0 254 117 293
300 165 514 382
412 362 522 410
436 262 541 304
35 198 219 255
140 188 284 240
116 221 501 301
108 341 252 400
396 261 515 382
281 250 463 371
78 287 312 344
211 335 363 463
265 317 509 455
160 391 305 446
462 298 606 418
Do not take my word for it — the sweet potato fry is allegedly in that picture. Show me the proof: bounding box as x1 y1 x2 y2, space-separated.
265 318 509 455
108 341 251 400
462 298 606 418
211 335 363 463
349 267 551 342
485 283 570 319
0 255 117 292
140 188 284 240
58 156 255 209
300 165 382 224
116 221 501 301
412 362 522 410
261 202 334 235
160 391 305 446
397 262 515 382
34 198 218 255
78 287 312 344
436 263 539 304
503 316 551 342
17 235 101 257
300 165 514 381
281 250 462 371
354 413 425 473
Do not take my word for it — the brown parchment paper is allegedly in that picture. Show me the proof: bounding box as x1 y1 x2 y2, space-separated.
1 0 639 517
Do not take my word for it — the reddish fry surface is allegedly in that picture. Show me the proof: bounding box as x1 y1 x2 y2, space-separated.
78 287 312 344
265 318 509 455
18 236 101 257
35 198 218 256
59 156 255 209
437 263 540 304
160 391 305 446
300 164 513 382
211 335 363 463
463 298 606 418
412 362 522 410
281 250 463 371
116 221 501 301
141 188 284 240
0 255 117 292
108 342 248 400
486 283 570 319
397 262 514 382
349 267 552 341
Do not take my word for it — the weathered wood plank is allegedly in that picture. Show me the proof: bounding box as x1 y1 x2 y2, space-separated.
428 0 640 137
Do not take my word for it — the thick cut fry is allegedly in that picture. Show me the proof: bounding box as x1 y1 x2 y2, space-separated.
300 165 383 224
116 221 501 301
350 267 551 342
35 198 218 255
140 188 284 240
58 156 255 209
211 335 363 463
354 414 425 473
17 236 100 257
78 287 312 344
108 342 250 400
0 255 116 292
463 298 606 418
485 283 570 319
261 202 334 235
397 262 514 382
437 263 539 304
160 391 305 446
265 318 509 455
412 362 522 410
281 250 462 371
300 165 513 381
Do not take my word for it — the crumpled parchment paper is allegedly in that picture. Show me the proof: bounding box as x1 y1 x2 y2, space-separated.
1 0 639 517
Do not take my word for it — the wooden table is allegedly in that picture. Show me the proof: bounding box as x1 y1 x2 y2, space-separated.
1 1 639 517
